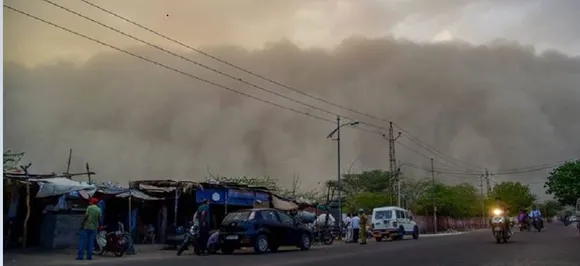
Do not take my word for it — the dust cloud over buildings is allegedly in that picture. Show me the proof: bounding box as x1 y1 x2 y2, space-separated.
3 0 580 196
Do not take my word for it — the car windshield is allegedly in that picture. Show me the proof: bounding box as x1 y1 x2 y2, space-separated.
374 210 392 220
222 211 253 224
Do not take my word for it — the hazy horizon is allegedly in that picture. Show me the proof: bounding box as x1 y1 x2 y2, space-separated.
4 0 580 199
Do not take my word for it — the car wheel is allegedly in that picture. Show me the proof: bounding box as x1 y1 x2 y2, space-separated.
412 226 419 240
396 226 405 240
221 247 235 254
299 233 312 250
253 234 269 254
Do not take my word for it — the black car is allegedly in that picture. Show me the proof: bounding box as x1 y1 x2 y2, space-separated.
219 208 313 254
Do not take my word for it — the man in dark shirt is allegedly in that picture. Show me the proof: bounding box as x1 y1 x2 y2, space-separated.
195 199 210 255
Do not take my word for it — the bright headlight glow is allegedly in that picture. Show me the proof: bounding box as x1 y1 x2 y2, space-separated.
492 209 503 216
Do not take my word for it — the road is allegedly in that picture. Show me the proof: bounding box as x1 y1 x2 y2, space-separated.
25 223 580 266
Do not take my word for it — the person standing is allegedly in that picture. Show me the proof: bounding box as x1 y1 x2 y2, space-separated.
344 214 353 242
351 213 360 244
76 198 101 260
359 209 368 245
195 199 210 255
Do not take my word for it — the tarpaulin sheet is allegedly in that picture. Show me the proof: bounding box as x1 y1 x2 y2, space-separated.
116 189 163 200
30 178 97 198
271 195 298 211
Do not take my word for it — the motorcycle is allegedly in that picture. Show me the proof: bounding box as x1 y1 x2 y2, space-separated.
93 226 128 257
518 217 531 232
312 226 334 245
531 217 543 232
490 208 511 244
177 222 198 256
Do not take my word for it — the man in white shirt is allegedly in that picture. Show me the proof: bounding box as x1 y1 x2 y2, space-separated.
344 214 353 242
351 213 360 244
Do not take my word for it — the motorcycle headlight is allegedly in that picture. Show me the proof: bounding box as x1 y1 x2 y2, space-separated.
492 209 503 216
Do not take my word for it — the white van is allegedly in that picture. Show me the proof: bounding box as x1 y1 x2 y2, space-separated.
371 206 419 242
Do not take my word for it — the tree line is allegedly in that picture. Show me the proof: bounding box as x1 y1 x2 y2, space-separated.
5 149 578 216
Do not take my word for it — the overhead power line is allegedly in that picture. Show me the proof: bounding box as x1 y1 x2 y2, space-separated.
75 0 481 170
3 4 384 139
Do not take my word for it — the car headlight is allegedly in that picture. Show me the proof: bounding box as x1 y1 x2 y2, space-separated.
492 209 503 216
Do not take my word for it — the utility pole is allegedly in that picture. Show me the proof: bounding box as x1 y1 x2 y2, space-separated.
385 122 401 205
396 161 402 207
430 158 437 234
86 163 93 184
336 116 343 240
485 168 491 195
327 116 359 240
65 149 72 179
480 174 485 228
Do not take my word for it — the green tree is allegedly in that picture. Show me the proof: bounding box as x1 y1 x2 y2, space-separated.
3 150 25 172
537 200 563 218
400 178 431 211
342 169 396 194
413 183 481 218
487 181 536 211
445 184 481 218
340 170 396 210
544 160 580 206
344 192 395 213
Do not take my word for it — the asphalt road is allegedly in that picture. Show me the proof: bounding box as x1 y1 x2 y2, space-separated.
61 223 580 266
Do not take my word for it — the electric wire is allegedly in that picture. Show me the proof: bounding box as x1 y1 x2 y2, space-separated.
76 0 481 170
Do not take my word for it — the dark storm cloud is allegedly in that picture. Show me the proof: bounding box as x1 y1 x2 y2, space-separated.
4 37 580 196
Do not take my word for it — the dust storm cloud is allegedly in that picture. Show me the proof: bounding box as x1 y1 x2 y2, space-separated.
3 0 580 196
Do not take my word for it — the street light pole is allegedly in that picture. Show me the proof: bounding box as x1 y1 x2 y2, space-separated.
336 116 342 240
327 116 359 241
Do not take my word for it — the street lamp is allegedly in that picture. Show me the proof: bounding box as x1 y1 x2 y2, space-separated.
327 116 359 240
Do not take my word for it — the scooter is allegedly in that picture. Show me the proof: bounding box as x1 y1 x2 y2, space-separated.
490 208 511 244
177 222 198 256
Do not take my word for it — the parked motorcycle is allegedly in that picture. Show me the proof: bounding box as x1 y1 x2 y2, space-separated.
490 208 511 244
177 222 198 256
312 226 333 245
93 226 128 257
531 217 543 232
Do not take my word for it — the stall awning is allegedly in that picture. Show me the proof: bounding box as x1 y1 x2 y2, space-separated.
271 194 298 211
29 177 97 198
116 189 163 200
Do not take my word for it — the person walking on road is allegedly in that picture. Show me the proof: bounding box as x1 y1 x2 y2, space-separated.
76 197 101 260
351 213 360 244
344 214 353 242
196 199 210 255
359 209 368 245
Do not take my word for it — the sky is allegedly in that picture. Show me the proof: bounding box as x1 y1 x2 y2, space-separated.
4 0 580 198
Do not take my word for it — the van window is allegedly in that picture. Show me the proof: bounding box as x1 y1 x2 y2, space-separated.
396 210 406 219
374 210 393 220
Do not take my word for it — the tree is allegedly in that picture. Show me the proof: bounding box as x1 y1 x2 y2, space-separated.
544 160 580 206
342 169 396 194
339 170 396 210
537 200 563 218
446 184 481 218
487 181 536 211
3 150 25 172
344 192 395 213
413 183 481 218
400 178 431 211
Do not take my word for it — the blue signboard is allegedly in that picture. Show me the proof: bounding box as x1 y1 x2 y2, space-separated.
227 189 255 206
196 188 226 204
255 192 270 202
